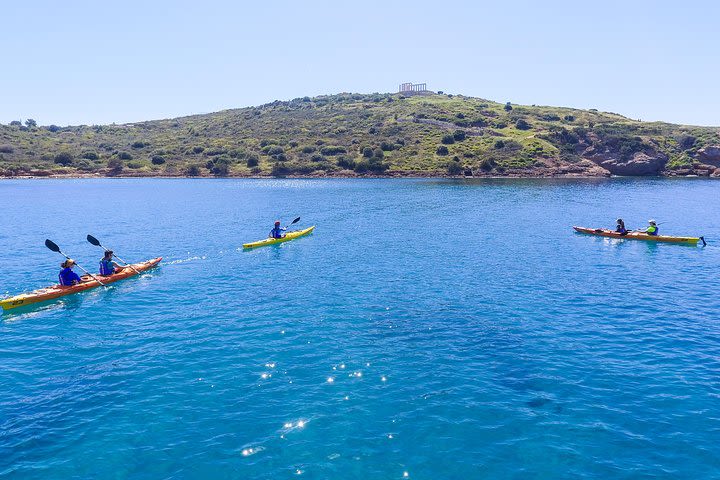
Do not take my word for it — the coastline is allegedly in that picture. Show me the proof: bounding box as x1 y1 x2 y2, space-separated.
1 171 717 180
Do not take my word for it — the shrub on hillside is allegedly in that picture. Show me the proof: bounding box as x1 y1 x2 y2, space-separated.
108 158 124 174
246 155 259 167
563 115 575 122
494 140 505 149
367 157 389 173
75 159 95 171
209 157 231 176
441 135 455 145
54 152 73 165
362 147 374 158
25 119 37 128
151 155 166 165
310 154 326 162
320 146 346 156
504 102 513 111
515 119 531 130
131 141 148 149
81 151 99 160
436 145 449 156
271 163 291 176
447 158 463 175
480 158 496 171
46 125 61 132
0 144 13 154
118 151 133 160
379 141 395 151
453 130 466 141
186 164 202 176
206 147 227 156
337 156 355 169
192 146 205 154
353 159 369 173
301 146 316 154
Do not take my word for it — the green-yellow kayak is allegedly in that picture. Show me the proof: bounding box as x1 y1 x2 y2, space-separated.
243 226 315 249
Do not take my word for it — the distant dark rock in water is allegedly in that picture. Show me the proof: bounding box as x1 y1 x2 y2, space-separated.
696 146 720 167
527 397 552 408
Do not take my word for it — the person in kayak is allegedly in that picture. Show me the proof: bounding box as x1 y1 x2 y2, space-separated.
59 259 82 286
99 250 122 276
615 218 628 235
644 220 659 236
269 221 286 239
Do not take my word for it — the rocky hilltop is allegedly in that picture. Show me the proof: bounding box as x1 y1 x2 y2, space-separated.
1 92 719 178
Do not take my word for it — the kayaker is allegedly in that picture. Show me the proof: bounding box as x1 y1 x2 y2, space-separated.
644 220 659 236
615 218 628 235
59 259 82 286
269 221 286 239
99 250 122 276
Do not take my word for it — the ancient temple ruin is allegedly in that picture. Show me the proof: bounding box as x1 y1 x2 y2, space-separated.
398 82 428 94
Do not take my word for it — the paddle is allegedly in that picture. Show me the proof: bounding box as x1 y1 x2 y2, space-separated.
285 217 301 229
45 239 106 287
86 234 141 275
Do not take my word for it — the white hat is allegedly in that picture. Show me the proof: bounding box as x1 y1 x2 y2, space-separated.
648 219 656 224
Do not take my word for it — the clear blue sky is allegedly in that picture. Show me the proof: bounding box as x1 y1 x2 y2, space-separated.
2 0 719 126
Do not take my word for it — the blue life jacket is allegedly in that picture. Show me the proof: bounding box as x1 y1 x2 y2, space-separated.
616 226 627 234
100 259 115 275
269 226 284 239
59 267 82 286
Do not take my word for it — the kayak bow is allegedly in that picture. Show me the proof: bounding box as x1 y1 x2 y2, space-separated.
573 226 704 245
1 257 162 311
243 226 315 249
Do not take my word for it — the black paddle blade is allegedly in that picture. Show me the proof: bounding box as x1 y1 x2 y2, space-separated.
45 239 60 252
291 217 301 225
86 234 101 246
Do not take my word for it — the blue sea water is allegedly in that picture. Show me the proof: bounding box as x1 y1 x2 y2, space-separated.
1 178 720 479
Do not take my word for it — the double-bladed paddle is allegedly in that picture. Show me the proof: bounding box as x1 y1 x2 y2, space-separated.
285 217 301 229
86 235 141 275
45 239 106 287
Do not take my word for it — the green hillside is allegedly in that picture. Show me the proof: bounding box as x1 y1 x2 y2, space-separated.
1 92 719 177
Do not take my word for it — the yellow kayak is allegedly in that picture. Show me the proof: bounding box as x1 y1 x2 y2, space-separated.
243 226 315 249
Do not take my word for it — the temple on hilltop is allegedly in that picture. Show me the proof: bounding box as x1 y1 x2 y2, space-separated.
398 82 432 95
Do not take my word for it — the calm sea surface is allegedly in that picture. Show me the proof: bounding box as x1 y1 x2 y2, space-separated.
1 178 719 479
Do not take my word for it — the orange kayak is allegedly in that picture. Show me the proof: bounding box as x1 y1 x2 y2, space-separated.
573 227 704 245
1 257 162 311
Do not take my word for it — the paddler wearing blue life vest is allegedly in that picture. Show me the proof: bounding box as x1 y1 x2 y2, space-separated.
269 220 286 239
615 218 628 235
59 259 82 286
99 250 122 275
644 219 659 236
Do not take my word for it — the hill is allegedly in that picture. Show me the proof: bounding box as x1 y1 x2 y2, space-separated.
2 92 720 178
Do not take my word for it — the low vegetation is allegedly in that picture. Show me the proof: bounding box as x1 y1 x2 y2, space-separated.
1 92 718 177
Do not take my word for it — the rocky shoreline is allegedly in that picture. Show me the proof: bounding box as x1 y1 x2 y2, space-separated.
3 169 719 180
